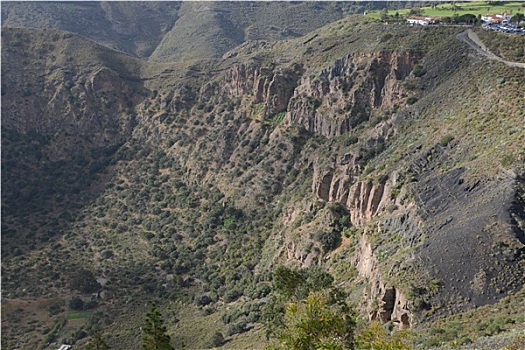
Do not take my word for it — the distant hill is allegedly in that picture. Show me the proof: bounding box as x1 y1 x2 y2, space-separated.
148 1 351 62
1 2 180 58
2 1 389 62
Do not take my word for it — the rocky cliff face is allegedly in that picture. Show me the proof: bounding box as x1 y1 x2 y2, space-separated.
200 62 303 116
201 51 415 138
288 52 416 138
190 35 525 324
311 120 395 225
354 237 412 328
311 136 525 320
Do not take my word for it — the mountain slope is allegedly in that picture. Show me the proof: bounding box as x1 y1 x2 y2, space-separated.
1 11 525 350
1 1 180 58
2 1 387 62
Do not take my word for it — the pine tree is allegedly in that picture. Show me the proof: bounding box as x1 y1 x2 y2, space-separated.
270 290 356 350
142 303 174 350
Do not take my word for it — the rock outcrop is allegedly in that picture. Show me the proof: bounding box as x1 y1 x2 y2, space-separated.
287 52 417 138
347 180 389 227
311 120 396 226
200 51 415 139
354 236 411 328
200 62 302 116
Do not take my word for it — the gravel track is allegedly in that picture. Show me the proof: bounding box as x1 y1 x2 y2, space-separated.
456 29 525 69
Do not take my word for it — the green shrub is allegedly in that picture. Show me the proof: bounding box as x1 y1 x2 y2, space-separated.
380 33 393 43
413 64 427 77
252 283 271 298
501 154 515 167
386 204 398 213
226 322 247 336
205 332 224 348
404 81 420 90
344 135 359 146
69 297 84 311
70 269 100 293
272 291 356 350
370 115 386 126
48 301 65 316
407 97 418 105
314 229 342 252
272 266 306 299
194 294 213 307
363 167 375 176
439 134 454 147
224 288 242 303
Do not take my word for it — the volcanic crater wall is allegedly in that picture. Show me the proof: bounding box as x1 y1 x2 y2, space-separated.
203 51 525 325
288 51 416 138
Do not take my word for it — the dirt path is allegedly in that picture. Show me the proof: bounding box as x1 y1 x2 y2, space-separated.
456 29 525 68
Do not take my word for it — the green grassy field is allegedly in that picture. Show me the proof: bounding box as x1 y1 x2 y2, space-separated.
67 311 93 320
367 1 524 19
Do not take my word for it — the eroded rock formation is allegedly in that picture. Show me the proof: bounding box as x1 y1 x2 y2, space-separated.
287 52 417 138
354 237 411 328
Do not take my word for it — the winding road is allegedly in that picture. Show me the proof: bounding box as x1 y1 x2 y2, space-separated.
456 29 525 69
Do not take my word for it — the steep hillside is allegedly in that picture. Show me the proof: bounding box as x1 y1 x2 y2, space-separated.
2 12 525 350
148 1 351 62
1 1 180 58
1 27 146 260
2 1 388 62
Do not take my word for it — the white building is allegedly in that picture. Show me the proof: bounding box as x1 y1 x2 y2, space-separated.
481 13 512 24
406 16 441 26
